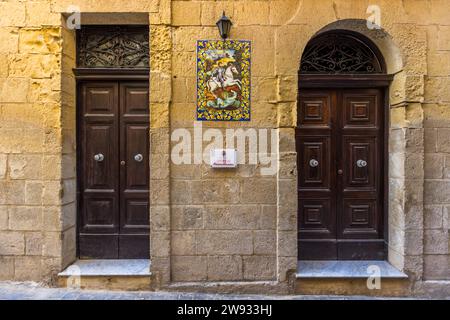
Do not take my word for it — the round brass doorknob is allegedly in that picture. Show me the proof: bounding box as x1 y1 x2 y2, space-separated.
134 154 144 162
337 169 343 174
120 161 126 166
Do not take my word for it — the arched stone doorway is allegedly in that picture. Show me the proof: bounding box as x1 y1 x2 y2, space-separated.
297 30 392 260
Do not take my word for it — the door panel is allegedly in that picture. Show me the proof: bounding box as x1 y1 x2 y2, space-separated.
342 136 377 190
297 90 337 260
119 82 150 258
78 81 150 259
297 88 385 260
297 137 331 189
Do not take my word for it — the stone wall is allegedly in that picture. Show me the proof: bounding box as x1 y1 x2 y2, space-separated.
0 0 449 293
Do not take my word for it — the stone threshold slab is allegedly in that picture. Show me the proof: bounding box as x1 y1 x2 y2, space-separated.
296 261 408 279
58 259 151 277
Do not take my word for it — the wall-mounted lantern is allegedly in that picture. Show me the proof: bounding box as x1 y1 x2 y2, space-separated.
216 11 233 40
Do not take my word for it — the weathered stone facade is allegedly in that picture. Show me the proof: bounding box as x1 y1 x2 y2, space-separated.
0 0 449 296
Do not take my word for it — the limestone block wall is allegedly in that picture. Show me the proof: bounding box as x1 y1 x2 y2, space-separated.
0 1 67 281
423 23 450 280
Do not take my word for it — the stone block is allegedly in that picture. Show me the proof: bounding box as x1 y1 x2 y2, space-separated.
172 1 201 26
252 77 277 102
25 181 44 205
260 205 277 230
0 257 14 280
150 231 170 257
150 153 169 180
172 231 195 255
241 178 276 204
42 232 61 257
62 227 76 267
61 202 75 230
424 153 443 179
0 2 25 27
150 103 169 129
8 206 42 231
278 230 297 257
200 1 234 26
424 229 449 255
172 256 207 281
170 180 202 205
278 204 297 231
42 181 62 205
233 1 269 25
0 28 19 53
150 206 170 231
0 180 25 205
19 28 61 54
42 206 62 231
424 206 444 229
0 154 6 179
0 206 7 230
150 180 170 205
203 205 260 230
25 232 42 256
277 102 296 128
424 254 450 280
207 255 242 281
0 78 29 103
61 179 76 204
243 255 276 280
404 230 423 256
8 54 60 79
437 26 450 51
196 230 253 255
427 52 450 77
202 179 240 204
424 128 437 152
0 231 24 255
437 128 450 152
14 256 41 281
269 0 299 25
25 2 60 27
425 180 450 204
172 205 204 230
425 77 450 103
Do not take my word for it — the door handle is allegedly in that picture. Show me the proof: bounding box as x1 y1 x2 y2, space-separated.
309 159 319 167
93 153 104 162
356 159 368 168
134 154 144 162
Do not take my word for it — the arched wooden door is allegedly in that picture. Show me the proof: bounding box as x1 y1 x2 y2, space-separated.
297 31 391 260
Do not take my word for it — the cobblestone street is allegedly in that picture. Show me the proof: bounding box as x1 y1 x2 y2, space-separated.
0 282 419 300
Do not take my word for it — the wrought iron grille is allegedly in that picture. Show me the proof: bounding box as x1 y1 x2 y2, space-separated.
77 26 149 68
300 33 383 74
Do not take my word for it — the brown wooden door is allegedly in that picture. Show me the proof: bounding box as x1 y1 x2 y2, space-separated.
78 81 150 259
297 88 385 260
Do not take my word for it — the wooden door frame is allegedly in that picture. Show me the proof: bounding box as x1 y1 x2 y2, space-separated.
74 67 150 257
298 73 393 259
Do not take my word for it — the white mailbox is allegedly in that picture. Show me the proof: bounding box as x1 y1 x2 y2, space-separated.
210 149 237 168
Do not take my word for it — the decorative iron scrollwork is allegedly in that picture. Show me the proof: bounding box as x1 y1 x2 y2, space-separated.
77 26 149 68
300 32 383 74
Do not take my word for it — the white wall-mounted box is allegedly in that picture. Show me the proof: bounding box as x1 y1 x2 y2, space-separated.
210 149 237 168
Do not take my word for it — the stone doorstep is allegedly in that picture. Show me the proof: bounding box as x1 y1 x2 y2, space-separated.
57 260 152 291
58 259 152 277
296 261 409 279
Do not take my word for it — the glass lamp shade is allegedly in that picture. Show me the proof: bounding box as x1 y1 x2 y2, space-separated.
216 12 232 39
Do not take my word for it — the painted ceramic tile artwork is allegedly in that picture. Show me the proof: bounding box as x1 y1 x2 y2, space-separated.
197 40 251 121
